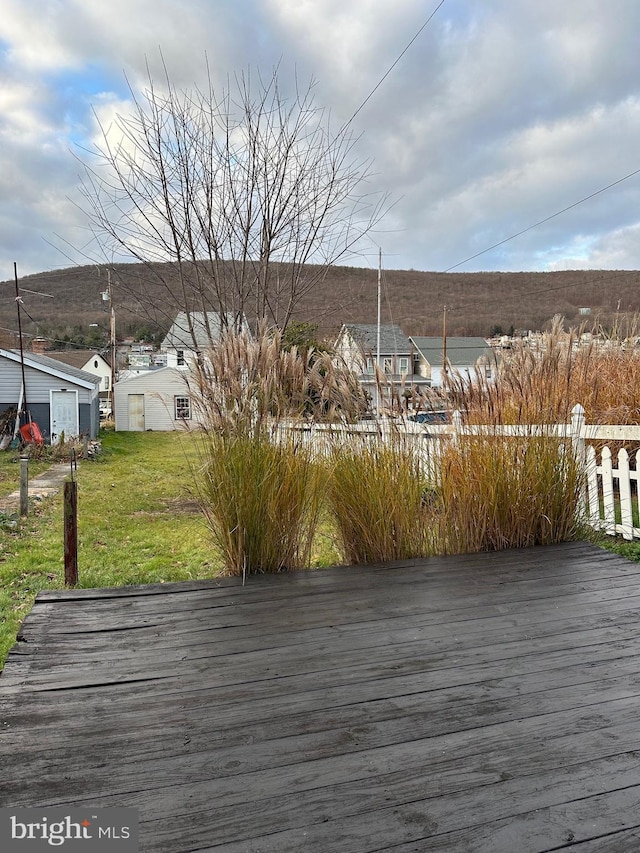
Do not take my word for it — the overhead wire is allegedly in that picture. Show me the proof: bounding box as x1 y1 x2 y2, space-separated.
339 0 447 134
444 165 640 275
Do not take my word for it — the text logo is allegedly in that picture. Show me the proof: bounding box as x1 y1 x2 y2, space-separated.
0 808 138 851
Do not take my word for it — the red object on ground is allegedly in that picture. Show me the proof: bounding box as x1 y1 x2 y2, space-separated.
20 422 44 445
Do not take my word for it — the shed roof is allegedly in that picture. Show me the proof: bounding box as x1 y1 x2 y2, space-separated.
0 349 100 389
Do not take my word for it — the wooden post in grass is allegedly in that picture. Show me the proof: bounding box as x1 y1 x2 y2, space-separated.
19 456 29 517
64 479 78 586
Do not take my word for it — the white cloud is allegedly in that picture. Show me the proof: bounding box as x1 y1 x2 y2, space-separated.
2 0 640 277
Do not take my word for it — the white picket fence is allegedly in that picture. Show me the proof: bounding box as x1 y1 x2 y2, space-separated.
276 404 640 541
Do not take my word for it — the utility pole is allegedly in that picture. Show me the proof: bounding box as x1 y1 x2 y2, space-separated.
14 262 28 429
101 270 116 417
442 304 448 380
376 248 382 416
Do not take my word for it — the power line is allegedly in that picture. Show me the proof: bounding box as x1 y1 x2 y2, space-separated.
340 0 446 133
445 165 640 273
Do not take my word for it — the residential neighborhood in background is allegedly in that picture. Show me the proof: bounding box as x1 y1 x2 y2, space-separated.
4 301 636 441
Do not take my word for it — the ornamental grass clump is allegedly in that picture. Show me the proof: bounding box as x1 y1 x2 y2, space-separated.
196 432 325 575
327 432 434 564
435 432 585 554
440 324 588 553
190 326 363 575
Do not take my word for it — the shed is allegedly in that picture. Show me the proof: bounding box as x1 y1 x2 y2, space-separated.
114 368 201 432
42 349 113 417
0 349 100 443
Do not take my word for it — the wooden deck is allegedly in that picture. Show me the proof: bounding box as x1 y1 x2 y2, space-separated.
2 541 640 851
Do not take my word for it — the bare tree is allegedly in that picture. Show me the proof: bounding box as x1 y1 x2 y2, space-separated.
78 61 387 347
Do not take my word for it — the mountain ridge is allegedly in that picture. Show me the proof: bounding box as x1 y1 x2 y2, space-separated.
1 262 638 347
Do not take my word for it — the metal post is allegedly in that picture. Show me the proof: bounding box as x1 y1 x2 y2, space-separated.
109 270 116 418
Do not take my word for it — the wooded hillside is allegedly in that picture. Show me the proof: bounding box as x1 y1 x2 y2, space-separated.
1 262 638 348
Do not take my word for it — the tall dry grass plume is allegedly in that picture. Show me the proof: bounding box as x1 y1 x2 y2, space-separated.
436 317 615 552
327 430 434 564
446 316 640 425
190 327 365 575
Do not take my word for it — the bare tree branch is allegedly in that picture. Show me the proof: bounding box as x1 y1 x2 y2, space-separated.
77 60 388 348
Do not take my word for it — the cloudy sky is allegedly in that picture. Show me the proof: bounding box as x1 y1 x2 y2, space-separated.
1 0 640 277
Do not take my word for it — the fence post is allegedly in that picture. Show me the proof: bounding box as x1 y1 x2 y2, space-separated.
64 481 78 586
570 403 587 519
570 404 585 461
64 451 78 586
452 410 462 445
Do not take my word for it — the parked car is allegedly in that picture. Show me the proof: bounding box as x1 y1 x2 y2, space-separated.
408 411 448 424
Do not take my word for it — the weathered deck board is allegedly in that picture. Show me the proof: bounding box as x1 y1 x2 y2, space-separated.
2 540 640 851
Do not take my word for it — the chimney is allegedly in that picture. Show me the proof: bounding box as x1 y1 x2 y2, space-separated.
31 338 52 355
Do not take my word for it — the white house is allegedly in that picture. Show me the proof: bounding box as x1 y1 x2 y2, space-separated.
409 337 495 387
114 367 202 432
0 349 100 443
161 311 245 368
334 323 430 411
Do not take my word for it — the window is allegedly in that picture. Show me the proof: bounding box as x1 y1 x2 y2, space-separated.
383 357 393 374
366 357 375 374
174 396 191 420
176 350 185 366
103 376 110 390
399 357 409 375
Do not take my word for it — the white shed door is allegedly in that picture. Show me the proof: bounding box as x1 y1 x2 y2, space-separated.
51 390 79 444
128 394 145 431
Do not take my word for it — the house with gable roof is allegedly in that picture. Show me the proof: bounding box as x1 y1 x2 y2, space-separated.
409 336 495 387
161 311 246 368
334 323 430 412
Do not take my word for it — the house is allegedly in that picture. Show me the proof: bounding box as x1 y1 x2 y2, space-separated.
161 311 244 368
0 349 100 443
114 311 250 432
409 336 495 387
114 368 202 432
334 323 430 411
41 350 113 417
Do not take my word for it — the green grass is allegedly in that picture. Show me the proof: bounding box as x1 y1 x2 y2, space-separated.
0 430 221 669
0 451 51 498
